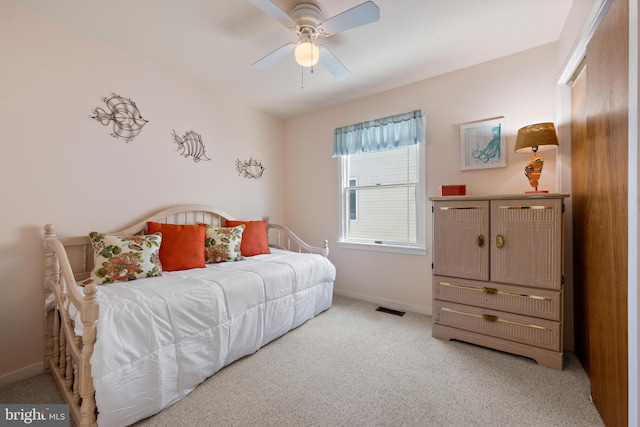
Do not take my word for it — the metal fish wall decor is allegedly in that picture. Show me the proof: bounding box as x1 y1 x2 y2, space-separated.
236 157 265 179
91 93 148 143
172 130 211 162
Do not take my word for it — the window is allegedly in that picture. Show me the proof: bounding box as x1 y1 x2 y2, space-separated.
333 111 426 254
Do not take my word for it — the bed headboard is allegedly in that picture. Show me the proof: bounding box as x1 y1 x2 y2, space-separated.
48 204 329 282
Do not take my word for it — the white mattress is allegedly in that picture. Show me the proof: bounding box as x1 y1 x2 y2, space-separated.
75 249 335 427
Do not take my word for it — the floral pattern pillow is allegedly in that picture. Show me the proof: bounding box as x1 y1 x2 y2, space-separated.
204 224 245 263
83 232 163 285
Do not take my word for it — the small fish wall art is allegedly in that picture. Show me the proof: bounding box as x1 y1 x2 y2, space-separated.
236 157 265 179
91 93 148 143
172 130 211 162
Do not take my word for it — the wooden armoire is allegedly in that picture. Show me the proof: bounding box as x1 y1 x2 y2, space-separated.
571 0 629 425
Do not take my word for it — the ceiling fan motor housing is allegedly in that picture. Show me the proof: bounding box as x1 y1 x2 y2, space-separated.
290 3 324 33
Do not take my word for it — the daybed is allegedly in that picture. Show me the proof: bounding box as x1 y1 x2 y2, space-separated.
42 204 336 427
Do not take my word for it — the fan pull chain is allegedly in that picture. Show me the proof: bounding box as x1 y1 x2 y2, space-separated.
301 66 304 89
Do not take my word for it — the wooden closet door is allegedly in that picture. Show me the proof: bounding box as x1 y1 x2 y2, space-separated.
571 66 590 368
571 0 628 424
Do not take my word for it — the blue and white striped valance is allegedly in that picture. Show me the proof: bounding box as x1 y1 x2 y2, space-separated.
332 110 425 157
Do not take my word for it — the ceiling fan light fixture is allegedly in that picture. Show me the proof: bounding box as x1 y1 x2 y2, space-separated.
250 0 380 79
294 40 319 67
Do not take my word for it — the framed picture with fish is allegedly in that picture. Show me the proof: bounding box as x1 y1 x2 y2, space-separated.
459 117 506 170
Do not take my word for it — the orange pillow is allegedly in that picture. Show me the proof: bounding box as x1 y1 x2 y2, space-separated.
225 220 271 257
147 222 206 271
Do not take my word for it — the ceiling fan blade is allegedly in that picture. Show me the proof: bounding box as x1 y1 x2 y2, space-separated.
317 46 350 80
252 43 296 70
248 0 296 28
319 1 380 36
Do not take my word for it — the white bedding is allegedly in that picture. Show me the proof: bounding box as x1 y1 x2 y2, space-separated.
77 249 335 427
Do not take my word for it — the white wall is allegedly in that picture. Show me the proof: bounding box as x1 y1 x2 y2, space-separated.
555 0 600 78
283 43 559 314
0 0 612 390
0 1 284 383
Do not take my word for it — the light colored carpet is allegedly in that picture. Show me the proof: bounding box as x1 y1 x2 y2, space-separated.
0 295 604 426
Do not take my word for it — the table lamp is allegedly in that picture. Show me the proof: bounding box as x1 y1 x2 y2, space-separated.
514 122 559 194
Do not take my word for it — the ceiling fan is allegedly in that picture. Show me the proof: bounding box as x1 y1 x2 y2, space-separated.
249 0 380 80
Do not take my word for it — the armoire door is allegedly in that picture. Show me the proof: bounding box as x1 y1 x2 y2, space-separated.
571 0 628 424
432 200 489 281
490 199 563 290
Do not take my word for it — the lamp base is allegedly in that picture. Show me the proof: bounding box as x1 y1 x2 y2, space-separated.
525 190 549 194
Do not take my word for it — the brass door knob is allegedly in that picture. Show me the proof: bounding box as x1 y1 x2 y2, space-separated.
496 235 504 248
478 235 484 248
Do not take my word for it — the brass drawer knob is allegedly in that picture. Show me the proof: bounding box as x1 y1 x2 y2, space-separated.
481 314 498 322
478 235 484 248
496 234 504 248
482 287 498 295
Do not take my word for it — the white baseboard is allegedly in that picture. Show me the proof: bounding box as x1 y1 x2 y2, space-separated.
0 362 44 388
333 289 433 316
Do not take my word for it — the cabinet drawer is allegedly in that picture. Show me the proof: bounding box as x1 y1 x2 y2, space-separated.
433 300 561 351
433 275 561 321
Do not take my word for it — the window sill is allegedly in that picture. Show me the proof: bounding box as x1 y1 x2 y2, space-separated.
336 240 427 255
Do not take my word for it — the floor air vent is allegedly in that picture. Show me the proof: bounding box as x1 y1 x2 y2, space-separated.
375 306 405 317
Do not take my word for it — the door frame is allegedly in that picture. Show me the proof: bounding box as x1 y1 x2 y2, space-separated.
556 0 639 425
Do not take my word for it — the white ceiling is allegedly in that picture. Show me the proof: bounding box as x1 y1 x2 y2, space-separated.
8 0 574 118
